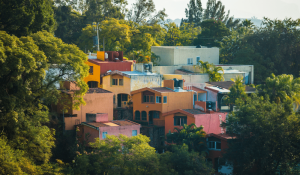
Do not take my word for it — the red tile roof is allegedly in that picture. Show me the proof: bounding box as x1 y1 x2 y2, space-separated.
86 120 140 128
191 86 207 93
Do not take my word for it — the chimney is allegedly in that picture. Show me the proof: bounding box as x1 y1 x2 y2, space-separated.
163 80 174 90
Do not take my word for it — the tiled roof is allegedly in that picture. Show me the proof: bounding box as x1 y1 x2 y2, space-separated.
151 87 174 92
100 70 130 78
207 133 236 140
207 81 256 92
182 109 206 115
87 88 112 93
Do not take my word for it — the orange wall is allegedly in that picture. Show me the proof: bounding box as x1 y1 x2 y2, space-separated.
64 92 113 130
84 61 101 87
163 80 174 90
132 91 194 123
164 113 195 135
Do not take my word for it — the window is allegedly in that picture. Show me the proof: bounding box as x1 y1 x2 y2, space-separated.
156 96 161 103
89 66 93 75
141 111 147 121
187 58 193 65
122 94 128 101
119 79 123 86
153 111 159 118
88 81 98 88
208 141 221 150
112 79 118 85
196 56 200 63
102 132 107 139
135 111 140 120
132 130 137 136
143 95 154 103
174 117 187 126
163 96 167 103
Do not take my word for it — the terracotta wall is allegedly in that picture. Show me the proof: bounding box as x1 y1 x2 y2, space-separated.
163 80 174 90
164 113 195 135
65 92 113 130
98 62 132 75
195 101 206 112
207 139 229 170
96 113 108 122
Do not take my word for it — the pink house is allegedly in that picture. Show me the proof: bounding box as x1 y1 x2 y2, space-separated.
77 113 141 144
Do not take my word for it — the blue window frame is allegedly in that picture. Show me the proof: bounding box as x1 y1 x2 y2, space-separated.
102 132 107 139
132 130 137 136
156 96 161 103
196 56 200 63
163 96 167 103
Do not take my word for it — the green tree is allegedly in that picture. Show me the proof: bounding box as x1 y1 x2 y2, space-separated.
0 0 56 37
160 144 215 175
222 18 300 84
222 92 300 174
184 0 203 27
164 22 182 46
73 134 160 175
203 0 240 29
179 22 201 46
54 5 87 45
195 60 224 82
193 19 230 47
257 74 300 110
0 31 88 174
225 76 248 110
166 123 207 153
127 0 167 24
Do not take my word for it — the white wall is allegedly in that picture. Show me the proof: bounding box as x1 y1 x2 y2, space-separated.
152 46 219 66
219 65 254 84
182 74 209 84
152 65 182 74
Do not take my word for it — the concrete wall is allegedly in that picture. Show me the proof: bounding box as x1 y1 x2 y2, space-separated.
152 65 182 74
130 75 162 91
174 47 219 65
219 65 254 84
182 74 209 83
151 47 174 66
223 73 246 82
65 92 114 130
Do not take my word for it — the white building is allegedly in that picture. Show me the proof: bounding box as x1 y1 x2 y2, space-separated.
151 46 219 66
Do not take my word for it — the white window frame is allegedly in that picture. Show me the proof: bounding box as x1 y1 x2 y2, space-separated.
196 56 200 63
187 58 193 65
208 141 221 151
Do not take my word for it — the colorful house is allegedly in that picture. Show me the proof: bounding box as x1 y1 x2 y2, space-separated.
206 133 236 174
130 81 195 126
77 113 141 144
162 109 227 135
101 69 162 108
84 51 134 88
205 81 256 111
54 82 114 131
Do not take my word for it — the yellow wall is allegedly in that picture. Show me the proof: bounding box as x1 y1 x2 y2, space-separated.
102 75 131 108
84 62 101 88
97 51 105 61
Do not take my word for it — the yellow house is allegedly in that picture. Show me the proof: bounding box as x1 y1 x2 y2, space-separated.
84 61 101 88
101 70 163 108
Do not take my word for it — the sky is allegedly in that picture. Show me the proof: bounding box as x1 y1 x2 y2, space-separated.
126 0 300 20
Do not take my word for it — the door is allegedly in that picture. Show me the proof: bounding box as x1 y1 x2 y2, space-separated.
149 112 153 125
117 94 122 107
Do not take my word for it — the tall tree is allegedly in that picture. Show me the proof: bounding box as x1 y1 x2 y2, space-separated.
222 91 300 174
195 60 224 82
193 19 230 47
203 0 240 29
0 31 88 173
127 0 167 24
184 0 203 27
0 0 56 37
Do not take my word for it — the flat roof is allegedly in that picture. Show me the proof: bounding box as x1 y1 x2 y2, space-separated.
182 109 206 115
206 81 256 92
151 87 174 92
121 71 158 76
86 120 140 128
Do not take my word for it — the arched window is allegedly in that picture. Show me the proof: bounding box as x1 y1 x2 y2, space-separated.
135 111 140 120
141 111 147 121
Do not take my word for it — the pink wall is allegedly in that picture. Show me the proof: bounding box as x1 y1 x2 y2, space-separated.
96 113 108 122
194 112 227 134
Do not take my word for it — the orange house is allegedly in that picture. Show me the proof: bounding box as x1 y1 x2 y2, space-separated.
131 86 194 126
